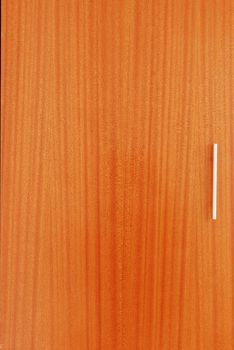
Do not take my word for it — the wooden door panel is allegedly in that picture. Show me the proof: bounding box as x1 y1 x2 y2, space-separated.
1 1 234 349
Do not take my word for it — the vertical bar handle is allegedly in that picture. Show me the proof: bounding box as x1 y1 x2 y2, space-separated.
212 144 218 220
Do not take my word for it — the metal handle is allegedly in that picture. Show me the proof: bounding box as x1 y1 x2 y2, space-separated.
212 144 218 220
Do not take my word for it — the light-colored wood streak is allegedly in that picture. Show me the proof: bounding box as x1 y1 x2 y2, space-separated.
1 0 234 349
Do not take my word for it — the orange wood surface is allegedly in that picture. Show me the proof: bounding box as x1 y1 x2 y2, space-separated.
1 1 234 349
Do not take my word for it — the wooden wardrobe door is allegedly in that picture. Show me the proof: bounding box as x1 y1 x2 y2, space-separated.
1 1 234 349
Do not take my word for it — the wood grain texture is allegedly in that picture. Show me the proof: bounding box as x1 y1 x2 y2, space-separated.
1 0 234 349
